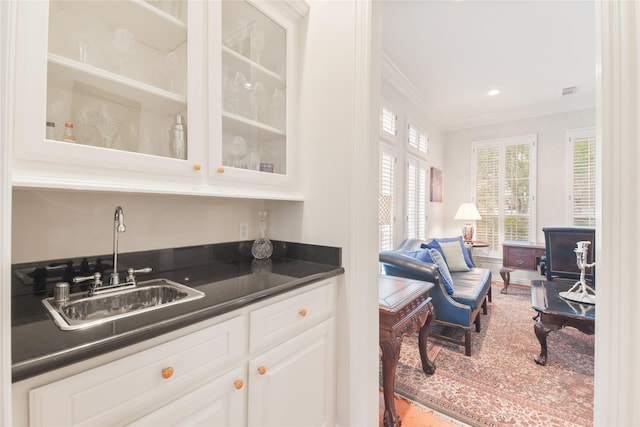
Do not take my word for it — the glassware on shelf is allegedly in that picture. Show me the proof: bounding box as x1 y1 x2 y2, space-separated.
250 28 266 65
76 20 104 64
251 209 273 260
251 81 267 123
229 136 247 168
112 28 136 74
61 122 76 143
46 122 56 140
96 106 120 148
270 88 286 130
163 51 178 92
227 72 250 116
247 151 261 171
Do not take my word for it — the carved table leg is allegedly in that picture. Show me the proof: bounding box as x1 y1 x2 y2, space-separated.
418 302 436 375
533 314 562 366
380 333 402 427
499 268 513 294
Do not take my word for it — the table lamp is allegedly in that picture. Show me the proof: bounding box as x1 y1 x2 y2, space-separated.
454 202 481 242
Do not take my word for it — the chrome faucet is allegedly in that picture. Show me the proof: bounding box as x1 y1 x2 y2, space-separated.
111 206 126 285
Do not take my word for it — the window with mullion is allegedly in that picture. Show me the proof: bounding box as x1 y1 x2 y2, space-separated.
567 128 596 226
406 156 427 240
473 135 537 255
379 146 396 252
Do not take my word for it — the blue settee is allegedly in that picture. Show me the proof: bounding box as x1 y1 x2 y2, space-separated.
379 238 492 356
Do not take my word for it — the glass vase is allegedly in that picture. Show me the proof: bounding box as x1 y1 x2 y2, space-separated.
251 209 273 259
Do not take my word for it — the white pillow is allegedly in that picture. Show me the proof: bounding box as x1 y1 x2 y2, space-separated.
439 241 471 272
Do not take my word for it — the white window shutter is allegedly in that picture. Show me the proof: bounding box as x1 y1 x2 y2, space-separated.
379 148 395 251
568 129 596 226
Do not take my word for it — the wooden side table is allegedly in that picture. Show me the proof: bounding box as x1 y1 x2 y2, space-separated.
500 241 545 294
379 275 436 427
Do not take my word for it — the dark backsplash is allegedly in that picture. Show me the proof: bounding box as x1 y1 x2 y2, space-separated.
11 240 342 299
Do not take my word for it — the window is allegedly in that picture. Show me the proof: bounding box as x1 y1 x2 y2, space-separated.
473 135 537 255
379 146 396 252
406 156 427 239
407 121 428 154
380 103 398 140
567 128 596 226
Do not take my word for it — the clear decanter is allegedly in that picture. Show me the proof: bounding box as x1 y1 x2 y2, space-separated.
251 209 273 259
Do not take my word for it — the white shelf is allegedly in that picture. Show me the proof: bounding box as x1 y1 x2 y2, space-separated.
48 54 187 117
222 46 285 83
51 0 187 52
222 111 285 141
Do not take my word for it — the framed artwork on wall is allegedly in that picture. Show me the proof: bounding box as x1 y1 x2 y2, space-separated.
430 167 442 202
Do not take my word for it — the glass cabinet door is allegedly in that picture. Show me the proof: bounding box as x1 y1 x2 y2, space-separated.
45 0 189 159
220 0 287 175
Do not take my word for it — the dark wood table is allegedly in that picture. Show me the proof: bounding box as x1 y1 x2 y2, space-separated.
379 275 435 427
501 241 545 294
531 279 595 366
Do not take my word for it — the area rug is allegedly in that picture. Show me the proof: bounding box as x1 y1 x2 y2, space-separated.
392 284 594 427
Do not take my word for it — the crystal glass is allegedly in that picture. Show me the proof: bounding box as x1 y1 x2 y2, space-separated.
229 136 247 168
251 209 273 260
250 28 266 65
112 28 135 74
96 105 120 148
76 20 104 63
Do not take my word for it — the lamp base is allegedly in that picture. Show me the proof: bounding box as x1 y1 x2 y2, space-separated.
462 223 474 242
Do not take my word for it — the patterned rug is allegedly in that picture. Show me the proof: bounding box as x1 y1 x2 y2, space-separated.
392 284 594 427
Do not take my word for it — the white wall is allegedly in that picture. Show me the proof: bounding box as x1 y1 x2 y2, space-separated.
443 109 596 244
270 2 380 424
12 189 265 263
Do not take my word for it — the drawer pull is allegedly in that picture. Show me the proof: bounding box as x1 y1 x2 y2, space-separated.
516 259 525 265
299 308 308 317
193 164 201 171
516 249 525 254
257 365 267 375
234 379 244 390
217 166 225 174
161 367 174 379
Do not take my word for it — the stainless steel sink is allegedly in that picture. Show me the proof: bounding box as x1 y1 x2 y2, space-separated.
42 278 205 331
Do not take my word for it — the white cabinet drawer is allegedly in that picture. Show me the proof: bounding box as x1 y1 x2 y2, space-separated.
249 280 335 353
29 315 245 426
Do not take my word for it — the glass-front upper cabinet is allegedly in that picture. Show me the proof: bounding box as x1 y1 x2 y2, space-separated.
14 0 206 188
212 0 306 190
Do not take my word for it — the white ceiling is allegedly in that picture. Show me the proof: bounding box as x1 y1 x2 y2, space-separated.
382 0 596 131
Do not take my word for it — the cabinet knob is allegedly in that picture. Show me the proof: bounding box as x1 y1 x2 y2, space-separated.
161 367 174 379
234 379 244 390
257 365 267 375
299 308 308 317
217 166 225 174
193 164 201 171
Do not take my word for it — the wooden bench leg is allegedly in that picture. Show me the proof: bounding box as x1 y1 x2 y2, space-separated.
499 268 513 294
482 296 488 315
464 330 472 356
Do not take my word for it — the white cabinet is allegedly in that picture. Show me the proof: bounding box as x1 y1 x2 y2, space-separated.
29 315 246 426
27 279 337 427
248 320 335 427
13 0 307 200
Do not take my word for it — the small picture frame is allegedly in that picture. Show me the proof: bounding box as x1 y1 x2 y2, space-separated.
430 167 442 203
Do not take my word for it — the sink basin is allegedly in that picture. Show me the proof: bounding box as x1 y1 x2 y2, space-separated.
42 278 205 331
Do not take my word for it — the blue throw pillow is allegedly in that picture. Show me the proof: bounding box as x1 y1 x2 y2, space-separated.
434 236 475 269
421 240 444 259
403 249 434 263
429 249 455 295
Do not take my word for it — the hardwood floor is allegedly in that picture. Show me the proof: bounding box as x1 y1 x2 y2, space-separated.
379 391 460 427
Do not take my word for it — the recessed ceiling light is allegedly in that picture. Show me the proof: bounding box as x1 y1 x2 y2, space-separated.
487 89 500 96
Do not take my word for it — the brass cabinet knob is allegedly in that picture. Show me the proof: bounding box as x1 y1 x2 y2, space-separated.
299 308 308 317
234 379 244 390
257 365 267 375
161 367 174 379
193 164 201 171
217 166 225 173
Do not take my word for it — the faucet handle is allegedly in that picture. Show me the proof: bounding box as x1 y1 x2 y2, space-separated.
73 272 102 287
126 267 152 284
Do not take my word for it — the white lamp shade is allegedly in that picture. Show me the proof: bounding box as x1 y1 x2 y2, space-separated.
454 203 482 220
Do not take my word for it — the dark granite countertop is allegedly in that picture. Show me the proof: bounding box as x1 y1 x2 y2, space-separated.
11 241 343 382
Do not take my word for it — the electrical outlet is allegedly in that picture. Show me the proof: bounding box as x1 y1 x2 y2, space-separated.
239 223 249 240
